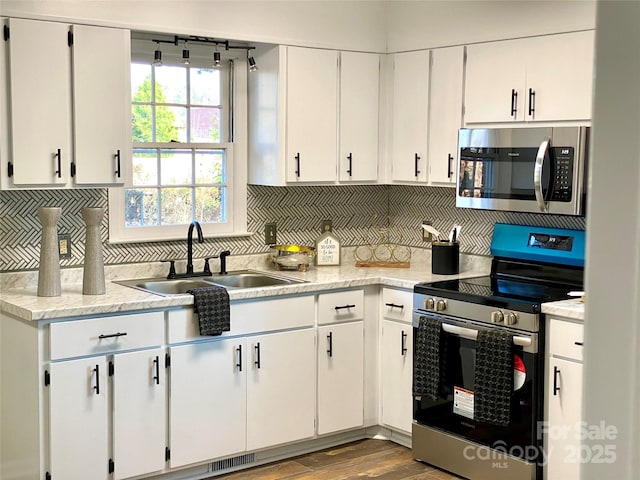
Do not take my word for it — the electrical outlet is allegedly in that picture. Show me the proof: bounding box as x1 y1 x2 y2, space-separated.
422 221 432 242
58 234 72 259
265 223 277 245
321 219 332 232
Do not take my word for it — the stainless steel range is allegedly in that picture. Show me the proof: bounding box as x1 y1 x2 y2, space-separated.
412 223 585 480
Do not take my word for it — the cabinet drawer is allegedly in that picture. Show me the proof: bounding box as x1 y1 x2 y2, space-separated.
549 318 584 361
50 311 164 360
381 288 412 323
318 289 364 325
167 295 315 343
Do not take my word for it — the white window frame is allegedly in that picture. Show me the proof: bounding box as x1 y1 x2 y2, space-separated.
109 37 248 243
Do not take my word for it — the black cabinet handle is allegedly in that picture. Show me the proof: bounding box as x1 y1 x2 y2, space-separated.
254 342 261 369
510 89 518 117
347 153 353 177
236 345 243 372
98 332 127 340
54 149 62 178
414 153 421 177
327 332 333 358
152 356 160 385
574 341 584 346
385 302 404 310
114 150 121 178
334 304 356 311
528 88 535 116
553 365 560 396
447 153 454 179
93 364 100 395
401 330 408 356
294 153 301 177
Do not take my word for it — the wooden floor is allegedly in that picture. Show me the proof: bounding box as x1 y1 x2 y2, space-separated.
214 439 461 479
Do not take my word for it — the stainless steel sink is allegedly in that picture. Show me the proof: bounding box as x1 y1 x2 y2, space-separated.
115 270 305 296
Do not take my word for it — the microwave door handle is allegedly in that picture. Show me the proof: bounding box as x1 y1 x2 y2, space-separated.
534 138 551 212
441 323 532 347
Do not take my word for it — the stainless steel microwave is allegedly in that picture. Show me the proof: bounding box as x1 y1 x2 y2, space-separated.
456 126 589 216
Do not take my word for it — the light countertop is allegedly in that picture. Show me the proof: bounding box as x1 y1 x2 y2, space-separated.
541 298 585 321
0 249 491 322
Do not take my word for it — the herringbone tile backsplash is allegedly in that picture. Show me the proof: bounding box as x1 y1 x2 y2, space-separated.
0 185 585 272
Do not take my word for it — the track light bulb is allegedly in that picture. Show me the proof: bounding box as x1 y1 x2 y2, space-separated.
182 47 190 65
153 45 162 66
213 50 221 68
248 55 258 72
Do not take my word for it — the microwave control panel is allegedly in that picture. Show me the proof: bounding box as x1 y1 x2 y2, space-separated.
551 147 574 201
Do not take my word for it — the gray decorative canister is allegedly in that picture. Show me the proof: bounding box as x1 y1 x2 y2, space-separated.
81 207 106 295
37 207 62 297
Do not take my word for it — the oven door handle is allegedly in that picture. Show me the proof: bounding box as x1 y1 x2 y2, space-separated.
441 323 532 347
534 138 550 213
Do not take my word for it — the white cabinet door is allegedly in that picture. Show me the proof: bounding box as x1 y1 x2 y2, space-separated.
380 320 413 433
169 339 246 468
286 47 338 182
546 356 583 480
525 31 594 122
428 46 464 185
317 322 364 435
6 18 71 186
49 357 109 480
247 329 316 450
391 50 429 182
339 52 379 182
465 40 526 123
112 348 166 480
71 25 131 185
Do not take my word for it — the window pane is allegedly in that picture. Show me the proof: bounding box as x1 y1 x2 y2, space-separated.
160 188 193 225
190 107 222 143
160 150 192 185
156 106 186 142
195 150 224 184
132 149 158 186
125 188 158 227
131 63 152 101
195 187 224 223
190 68 221 105
154 65 186 104
132 105 153 142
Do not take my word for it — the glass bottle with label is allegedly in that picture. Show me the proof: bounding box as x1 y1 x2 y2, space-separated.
315 224 341 266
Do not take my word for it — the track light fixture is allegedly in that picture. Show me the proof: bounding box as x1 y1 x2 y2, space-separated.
150 35 256 71
182 43 190 65
153 43 162 66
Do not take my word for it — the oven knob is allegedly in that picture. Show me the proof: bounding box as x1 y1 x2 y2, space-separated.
490 311 504 324
435 299 447 312
505 312 519 325
425 297 435 310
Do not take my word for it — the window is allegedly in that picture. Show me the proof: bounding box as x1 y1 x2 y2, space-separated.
109 37 248 243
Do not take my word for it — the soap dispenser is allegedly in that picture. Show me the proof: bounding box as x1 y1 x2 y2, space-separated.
315 221 341 266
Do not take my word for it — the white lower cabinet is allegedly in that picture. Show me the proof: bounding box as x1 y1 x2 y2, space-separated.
379 288 413 433
49 347 166 480
545 317 584 480
169 338 246 468
317 322 364 435
246 329 316 450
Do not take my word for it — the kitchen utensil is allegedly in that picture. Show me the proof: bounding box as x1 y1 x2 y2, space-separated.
422 224 441 241
269 244 316 272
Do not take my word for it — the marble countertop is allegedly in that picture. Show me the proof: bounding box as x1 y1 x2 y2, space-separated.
1 249 491 322
541 298 585 320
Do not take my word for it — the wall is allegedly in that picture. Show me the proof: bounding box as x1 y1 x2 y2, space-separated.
386 0 597 52
0 186 585 272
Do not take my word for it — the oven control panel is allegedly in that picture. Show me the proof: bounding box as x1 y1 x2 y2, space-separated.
491 310 519 325
423 297 447 312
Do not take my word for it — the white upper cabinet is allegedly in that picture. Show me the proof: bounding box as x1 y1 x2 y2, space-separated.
390 50 429 183
428 46 464 185
465 31 595 124
286 47 338 182
339 51 379 182
5 18 72 187
2 18 130 189
71 25 131 186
